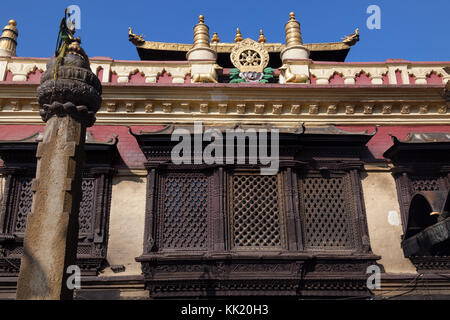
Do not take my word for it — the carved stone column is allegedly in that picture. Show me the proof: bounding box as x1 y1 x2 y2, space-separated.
16 37 101 299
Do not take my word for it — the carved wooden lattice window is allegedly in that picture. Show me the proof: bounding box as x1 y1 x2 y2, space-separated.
5 176 98 239
0 134 118 277
12 177 33 233
156 173 210 250
0 171 113 276
229 173 284 249
298 172 356 250
79 178 96 235
135 127 379 298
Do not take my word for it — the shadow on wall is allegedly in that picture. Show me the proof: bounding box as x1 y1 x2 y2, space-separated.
111 175 145 186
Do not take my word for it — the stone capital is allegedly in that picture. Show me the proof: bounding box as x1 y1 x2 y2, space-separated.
37 52 102 128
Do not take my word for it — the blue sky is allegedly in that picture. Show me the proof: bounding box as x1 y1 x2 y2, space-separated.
1 0 449 61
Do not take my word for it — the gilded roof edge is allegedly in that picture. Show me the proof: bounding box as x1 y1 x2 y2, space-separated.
132 40 352 53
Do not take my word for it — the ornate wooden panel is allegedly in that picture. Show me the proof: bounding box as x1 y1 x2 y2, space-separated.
3 175 99 237
409 174 449 200
0 133 118 277
157 173 210 250
12 177 32 233
0 171 113 276
410 176 442 192
298 173 355 250
229 173 284 249
134 126 380 298
79 178 96 235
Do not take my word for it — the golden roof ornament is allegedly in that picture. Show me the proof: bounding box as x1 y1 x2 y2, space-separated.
234 28 243 43
192 14 211 48
342 28 360 46
0 19 18 57
258 29 266 43
211 32 220 43
230 38 269 73
285 12 303 47
128 27 145 46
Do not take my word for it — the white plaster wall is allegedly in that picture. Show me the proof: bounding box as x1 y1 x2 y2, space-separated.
361 171 416 274
100 175 146 277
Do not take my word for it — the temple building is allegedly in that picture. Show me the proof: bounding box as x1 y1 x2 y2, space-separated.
0 13 449 299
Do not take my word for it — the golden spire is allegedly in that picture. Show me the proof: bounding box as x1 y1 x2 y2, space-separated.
192 14 211 48
234 28 243 42
285 12 303 47
258 29 266 43
0 19 18 57
211 32 220 43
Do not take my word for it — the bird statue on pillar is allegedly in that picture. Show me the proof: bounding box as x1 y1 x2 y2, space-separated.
53 9 87 80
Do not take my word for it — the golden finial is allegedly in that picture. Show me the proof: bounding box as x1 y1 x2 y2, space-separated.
234 28 243 42
285 11 302 47
192 14 210 48
0 19 18 57
258 29 266 43
211 32 220 43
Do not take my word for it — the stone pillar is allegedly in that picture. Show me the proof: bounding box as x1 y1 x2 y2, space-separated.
16 37 102 300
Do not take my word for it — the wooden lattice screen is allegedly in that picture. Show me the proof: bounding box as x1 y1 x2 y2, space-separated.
298 173 356 250
157 173 210 250
229 174 284 248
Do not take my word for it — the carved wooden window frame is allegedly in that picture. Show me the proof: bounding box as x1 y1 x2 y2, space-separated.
134 127 379 298
143 165 223 255
142 164 372 256
145 166 293 254
0 135 118 277
0 167 114 276
0 169 33 242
